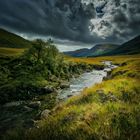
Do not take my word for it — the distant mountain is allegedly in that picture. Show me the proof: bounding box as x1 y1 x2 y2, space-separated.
0 28 32 48
64 48 90 57
103 35 140 56
88 44 119 57
64 44 119 57
64 35 140 57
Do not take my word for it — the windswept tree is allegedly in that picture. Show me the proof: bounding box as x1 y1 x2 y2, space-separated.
22 39 63 77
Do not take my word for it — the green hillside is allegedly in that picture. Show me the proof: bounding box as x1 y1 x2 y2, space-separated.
88 44 119 57
0 28 32 48
103 35 140 56
0 28 32 56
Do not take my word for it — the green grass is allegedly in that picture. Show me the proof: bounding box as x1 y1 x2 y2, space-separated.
0 28 32 56
2 55 140 140
0 47 26 56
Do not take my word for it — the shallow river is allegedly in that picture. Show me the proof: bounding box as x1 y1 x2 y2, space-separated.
58 61 118 100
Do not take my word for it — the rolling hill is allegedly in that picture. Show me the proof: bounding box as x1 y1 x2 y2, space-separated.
64 35 140 57
103 35 140 56
64 44 119 57
0 28 32 56
0 28 32 48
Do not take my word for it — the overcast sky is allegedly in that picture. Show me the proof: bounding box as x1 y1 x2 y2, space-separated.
0 0 140 51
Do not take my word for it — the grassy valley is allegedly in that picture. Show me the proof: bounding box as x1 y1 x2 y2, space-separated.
0 29 140 140
2 55 140 140
0 30 98 137
0 28 32 56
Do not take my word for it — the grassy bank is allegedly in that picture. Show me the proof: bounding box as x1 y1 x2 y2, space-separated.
0 40 103 137
3 55 140 140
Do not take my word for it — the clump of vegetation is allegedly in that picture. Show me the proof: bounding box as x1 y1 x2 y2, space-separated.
0 39 96 137
3 55 140 140
0 39 94 104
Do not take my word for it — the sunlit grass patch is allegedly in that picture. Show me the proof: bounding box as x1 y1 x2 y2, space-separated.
0 47 26 56
25 55 140 140
66 54 140 65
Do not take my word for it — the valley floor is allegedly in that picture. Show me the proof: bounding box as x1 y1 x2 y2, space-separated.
2 55 140 140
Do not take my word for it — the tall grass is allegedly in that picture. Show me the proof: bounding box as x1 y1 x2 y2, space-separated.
2 55 140 140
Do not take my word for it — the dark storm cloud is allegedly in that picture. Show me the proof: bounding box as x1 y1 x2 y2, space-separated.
0 0 140 43
102 0 140 41
0 0 100 43
96 1 107 18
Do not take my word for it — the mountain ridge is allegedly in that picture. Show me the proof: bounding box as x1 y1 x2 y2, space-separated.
64 35 140 57
102 35 140 56
64 44 119 57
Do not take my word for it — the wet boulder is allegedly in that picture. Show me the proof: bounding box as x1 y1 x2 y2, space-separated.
23 119 35 128
40 109 51 119
67 95 73 98
3 101 24 108
23 106 33 112
38 87 54 94
28 101 41 109
60 82 70 89
92 64 105 70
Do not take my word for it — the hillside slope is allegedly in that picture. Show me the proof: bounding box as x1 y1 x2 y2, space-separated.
103 35 140 55
3 55 140 140
64 35 140 57
0 28 32 48
89 44 119 56
0 28 33 56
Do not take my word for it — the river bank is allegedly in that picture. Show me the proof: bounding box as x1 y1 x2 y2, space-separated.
0 61 115 137
0 61 104 136
57 61 118 101
19 55 140 140
1 55 140 140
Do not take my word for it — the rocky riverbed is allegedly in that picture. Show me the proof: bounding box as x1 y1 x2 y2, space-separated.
0 61 118 137
57 61 118 100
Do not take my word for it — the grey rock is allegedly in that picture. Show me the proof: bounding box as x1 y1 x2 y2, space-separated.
44 87 54 93
60 82 70 89
23 106 33 112
3 101 24 108
86 69 91 72
28 101 41 109
24 119 35 128
40 109 51 119
67 95 73 98
107 93 118 102
96 90 108 103
96 89 104 95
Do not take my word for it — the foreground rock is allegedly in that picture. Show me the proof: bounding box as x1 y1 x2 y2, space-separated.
40 109 51 119
92 64 105 70
38 86 54 94
28 101 41 109
23 106 33 112
3 101 24 108
23 119 35 128
60 82 70 89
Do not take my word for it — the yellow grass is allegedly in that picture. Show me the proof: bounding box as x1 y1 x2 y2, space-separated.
66 54 140 65
0 47 26 56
